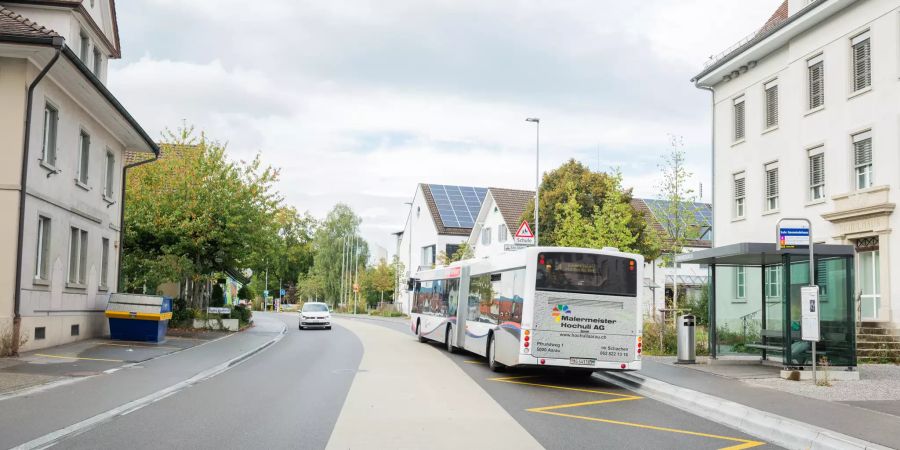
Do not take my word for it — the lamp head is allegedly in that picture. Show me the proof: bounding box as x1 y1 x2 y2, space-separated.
525 118 540 123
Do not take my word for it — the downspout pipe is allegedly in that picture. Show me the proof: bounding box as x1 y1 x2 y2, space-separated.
12 40 64 356
116 152 160 292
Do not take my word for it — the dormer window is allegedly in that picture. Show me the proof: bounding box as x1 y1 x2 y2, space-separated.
93 47 102 76
79 31 90 62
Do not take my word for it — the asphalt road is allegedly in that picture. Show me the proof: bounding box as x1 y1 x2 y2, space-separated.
54 313 363 450
348 316 781 450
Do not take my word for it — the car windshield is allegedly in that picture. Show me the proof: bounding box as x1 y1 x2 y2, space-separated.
302 303 329 313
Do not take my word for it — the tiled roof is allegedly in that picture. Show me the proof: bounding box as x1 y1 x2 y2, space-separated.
124 144 197 166
488 187 534 230
421 184 483 236
760 0 789 35
0 6 59 37
1 1 121 57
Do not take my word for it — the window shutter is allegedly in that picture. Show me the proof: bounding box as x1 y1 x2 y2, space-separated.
766 168 779 198
809 153 824 187
854 136 872 167
734 177 745 199
734 99 745 141
808 60 824 109
852 37 871 92
765 84 778 128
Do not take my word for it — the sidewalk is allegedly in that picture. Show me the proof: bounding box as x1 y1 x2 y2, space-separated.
326 317 542 450
600 357 898 449
0 314 285 449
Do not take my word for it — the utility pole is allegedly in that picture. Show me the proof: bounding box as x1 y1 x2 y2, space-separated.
526 117 540 245
353 235 360 314
264 261 268 312
340 234 347 310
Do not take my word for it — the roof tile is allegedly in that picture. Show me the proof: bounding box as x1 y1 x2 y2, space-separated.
0 7 59 38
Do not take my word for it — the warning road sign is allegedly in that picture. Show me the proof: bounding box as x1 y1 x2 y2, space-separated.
514 220 535 245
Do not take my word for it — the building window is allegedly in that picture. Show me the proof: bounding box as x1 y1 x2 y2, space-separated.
35 216 51 281
765 162 779 212
104 151 115 198
808 148 825 201
481 227 492 245
35 327 46 340
764 80 778 129
77 130 90 185
733 173 745 219
733 96 745 141
853 131 873 190
498 224 508 242
42 104 58 166
79 31 90 62
765 265 782 298
92 47 102 76
807 55 824 109
68 227 88 285
100 237 110 288
421 245 435 268
735 267 746 299
71 324 80 336
851 32 871 92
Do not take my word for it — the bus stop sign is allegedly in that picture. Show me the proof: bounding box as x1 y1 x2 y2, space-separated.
779 227 810 249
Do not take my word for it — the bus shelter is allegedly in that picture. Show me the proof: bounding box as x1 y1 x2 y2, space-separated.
677 243 857 371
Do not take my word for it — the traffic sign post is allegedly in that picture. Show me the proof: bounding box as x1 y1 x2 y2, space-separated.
776 218 818 383
514 220 535 245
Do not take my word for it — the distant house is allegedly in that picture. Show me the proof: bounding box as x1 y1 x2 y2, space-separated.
0 1 157 351
395 184 488 314
632 198 712 318
467 187 535 259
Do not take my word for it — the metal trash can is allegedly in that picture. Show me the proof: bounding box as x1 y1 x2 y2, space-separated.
105 294 172 342
676 314 696 364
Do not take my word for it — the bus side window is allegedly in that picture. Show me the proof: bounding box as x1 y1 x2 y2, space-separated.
412 281 421 314
504 269 526 324
447 279 459 317
468 274 490 323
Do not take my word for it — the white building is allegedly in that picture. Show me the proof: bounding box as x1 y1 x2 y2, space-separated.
0 1 157 352
692 0 899 331
395 184 487 313
466 187 534 259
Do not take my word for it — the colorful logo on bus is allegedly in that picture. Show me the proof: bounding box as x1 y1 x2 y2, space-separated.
551 304 571 323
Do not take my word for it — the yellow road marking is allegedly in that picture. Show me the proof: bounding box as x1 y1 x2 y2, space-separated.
488 375 765 450
35 354 123 362
99 342 181 350
463 360 485 364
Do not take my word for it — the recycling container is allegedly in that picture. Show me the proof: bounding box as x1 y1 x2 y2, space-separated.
676 314 696 364
105 294 172 342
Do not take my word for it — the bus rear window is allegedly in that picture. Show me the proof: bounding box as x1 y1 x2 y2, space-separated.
536 252 637 296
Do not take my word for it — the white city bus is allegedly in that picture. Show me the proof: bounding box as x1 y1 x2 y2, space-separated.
410 246 643 373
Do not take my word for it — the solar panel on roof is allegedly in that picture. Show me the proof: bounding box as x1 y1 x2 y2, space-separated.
428 184 487 229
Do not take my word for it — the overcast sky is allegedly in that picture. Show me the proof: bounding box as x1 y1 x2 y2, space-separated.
110 0 783 255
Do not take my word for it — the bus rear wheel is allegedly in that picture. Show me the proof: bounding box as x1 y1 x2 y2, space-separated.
416 320 427 343
445 325 457 354
487 335 504 372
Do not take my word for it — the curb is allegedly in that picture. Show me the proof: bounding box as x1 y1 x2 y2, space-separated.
12 322 287 450
593 371 892 450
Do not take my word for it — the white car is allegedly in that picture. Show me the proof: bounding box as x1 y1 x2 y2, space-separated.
298 302 332 330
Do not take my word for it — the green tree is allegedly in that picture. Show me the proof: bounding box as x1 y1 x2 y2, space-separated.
437 243 474 265
237 285 253 301
367 258 397 303
652 136 701 312
309 204 368 307
520 159 659 259
297 271 326 302
123 126 282 306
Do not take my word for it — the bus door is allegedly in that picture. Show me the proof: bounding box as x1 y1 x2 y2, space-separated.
455 266 471 350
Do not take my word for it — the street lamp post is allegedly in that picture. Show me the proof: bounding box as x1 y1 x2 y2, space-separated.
404 201 414 314
526 118 540 245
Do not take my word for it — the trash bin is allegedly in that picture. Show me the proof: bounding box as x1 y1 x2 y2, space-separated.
105 294 172 342
676 314 696 364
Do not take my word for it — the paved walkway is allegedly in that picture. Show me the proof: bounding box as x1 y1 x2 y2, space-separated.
641 359 900 449
327 318 542 450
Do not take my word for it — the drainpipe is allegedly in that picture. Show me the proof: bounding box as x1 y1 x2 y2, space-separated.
12 41 64 356
116 152 160 292
695 84 715 247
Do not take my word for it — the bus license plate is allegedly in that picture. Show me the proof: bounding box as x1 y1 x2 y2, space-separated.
570 357 595 366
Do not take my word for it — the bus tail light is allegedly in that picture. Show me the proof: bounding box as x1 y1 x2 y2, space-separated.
540 359 546 365
620 363 627 369
523 341 529 348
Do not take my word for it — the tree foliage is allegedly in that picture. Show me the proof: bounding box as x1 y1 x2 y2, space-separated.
522 159 659 259
653 136 701 260
437 243 474 266
309 204 368 306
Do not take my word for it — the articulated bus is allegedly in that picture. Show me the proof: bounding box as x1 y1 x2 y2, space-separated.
410 247 643 373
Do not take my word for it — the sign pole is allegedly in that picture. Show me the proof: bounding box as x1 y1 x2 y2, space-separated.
776 218 817 384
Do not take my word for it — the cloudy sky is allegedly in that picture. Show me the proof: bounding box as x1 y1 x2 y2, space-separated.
109 0 783 255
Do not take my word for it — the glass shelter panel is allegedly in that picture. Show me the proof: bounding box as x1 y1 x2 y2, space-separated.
713 266 762 355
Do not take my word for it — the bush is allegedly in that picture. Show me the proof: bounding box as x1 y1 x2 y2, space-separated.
170 298 197 328
210 284 225 307
231 304 252 326
237 285 253 301
642 321 677 355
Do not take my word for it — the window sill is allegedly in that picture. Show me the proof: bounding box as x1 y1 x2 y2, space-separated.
39 160 61 175
762 125 779 135
731 139 746 147
102 195 116 205
33 278 50 287
75 180 91 191
98 285 109 292
762 209 780 216
732 299 747 304
848 86 872 100
731 217 746 223
66 282 87 290
804 105 825 117
806 198 827 207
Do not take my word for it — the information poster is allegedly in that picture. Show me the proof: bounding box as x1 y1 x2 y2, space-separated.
801 286 820 342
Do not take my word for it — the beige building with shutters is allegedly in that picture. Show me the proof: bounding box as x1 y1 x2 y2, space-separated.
692 0 900 339
0 1 157 352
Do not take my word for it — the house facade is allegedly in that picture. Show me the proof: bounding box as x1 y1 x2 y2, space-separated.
0 1 157 351
395 183 487 314
693 0 900 329
466 187 534 259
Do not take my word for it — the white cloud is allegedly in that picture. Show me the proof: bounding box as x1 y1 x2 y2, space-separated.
110 0 783 255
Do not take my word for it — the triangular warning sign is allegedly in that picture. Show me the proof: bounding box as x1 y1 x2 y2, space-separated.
515 220 534 239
